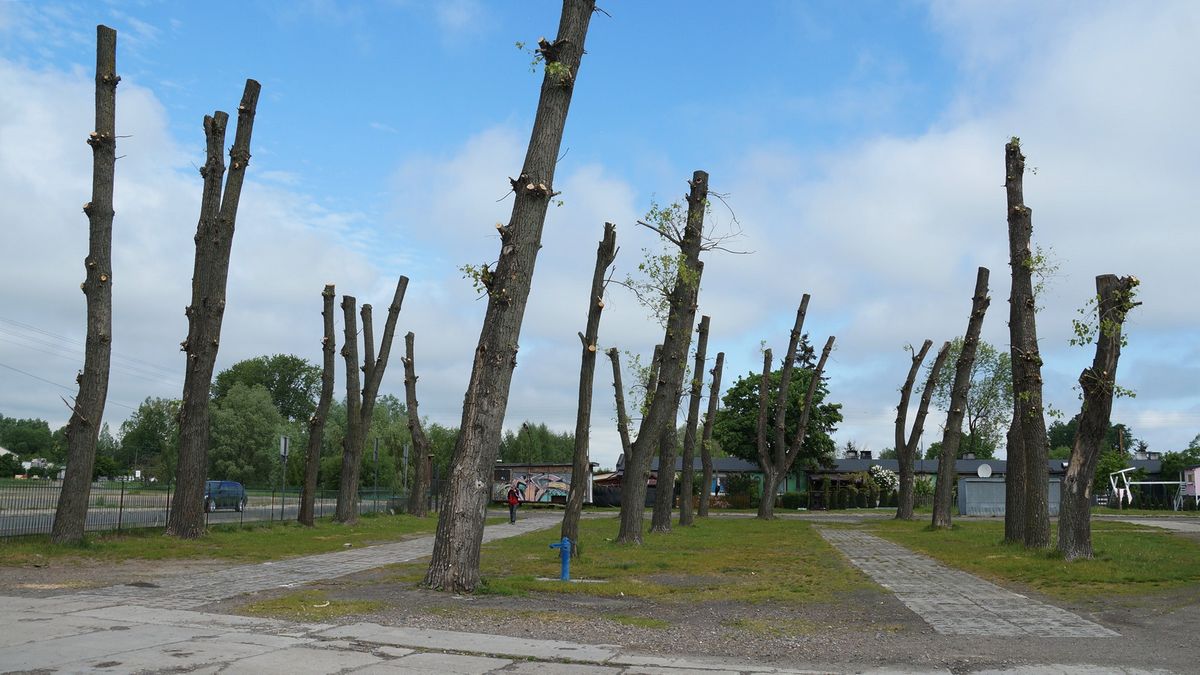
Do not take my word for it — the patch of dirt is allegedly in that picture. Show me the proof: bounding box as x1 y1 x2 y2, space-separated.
0 557 229 596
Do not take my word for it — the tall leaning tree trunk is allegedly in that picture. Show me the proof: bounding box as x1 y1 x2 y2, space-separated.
335 277 408 524
932 267 990 529
167 79 260 539
424 1 594 593
697 351 724 518
403 332 433 517
1058 275 1139 560
298 284 336 526
52 26 119 545
650 416 681 533
895 340 951 521
562 223 617 556
678 316 710 526
616 171 708 544
1005 138 1052 548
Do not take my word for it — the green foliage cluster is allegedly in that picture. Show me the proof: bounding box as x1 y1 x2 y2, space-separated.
929 337 1012 455
712 340 842 471
498 421 574 464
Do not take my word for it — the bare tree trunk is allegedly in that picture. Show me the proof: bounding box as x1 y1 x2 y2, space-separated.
404 332 433 517
167 79 260 539
52 26 119 545
336 296 364 522
677 316 710 526
1003 414 1026 543
754 299 836 520
335 278 408 524
650 416 680 533
1005 138 1052 549
1058 275 1139 560
698 351 724 518
562 223 617 555
616 171 708 544
895 340 951 521
607 348 634 465
298 284 336 526
932 267 990 529
424 0 594 592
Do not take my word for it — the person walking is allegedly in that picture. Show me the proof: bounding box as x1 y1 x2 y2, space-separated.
507 486 520 524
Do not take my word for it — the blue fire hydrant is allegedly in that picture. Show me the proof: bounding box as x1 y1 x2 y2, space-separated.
549 536 572 581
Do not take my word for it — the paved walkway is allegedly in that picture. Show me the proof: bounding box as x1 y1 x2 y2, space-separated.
1109 517 1200 533
68 513 560 610
819 529 1118 638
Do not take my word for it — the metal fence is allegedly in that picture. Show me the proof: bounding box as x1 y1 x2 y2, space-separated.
0 479 444 538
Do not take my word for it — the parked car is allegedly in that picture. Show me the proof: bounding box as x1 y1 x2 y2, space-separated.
204 480 247 512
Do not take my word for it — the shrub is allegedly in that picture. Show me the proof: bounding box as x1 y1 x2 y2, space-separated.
779 492 807 509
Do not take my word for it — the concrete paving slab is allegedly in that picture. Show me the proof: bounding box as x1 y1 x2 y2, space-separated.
57 631 274 673
0 622 205 671
0 612 131 648
223 645 384 674
75 603 294 631
317 621 621 662
352 651 511 674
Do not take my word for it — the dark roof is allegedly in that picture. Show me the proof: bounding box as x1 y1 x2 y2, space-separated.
614 454 759 473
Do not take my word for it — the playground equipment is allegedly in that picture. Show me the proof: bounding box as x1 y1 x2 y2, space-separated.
1108 467 1191 511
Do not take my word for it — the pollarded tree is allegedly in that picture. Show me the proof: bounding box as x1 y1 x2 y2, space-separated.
424 0 596 593
299 284 336 526
562 223 618 556
678 316 711 526
932 267 991 529
1058 275 1140 560
697 351 724 518
1004 137 1051 548
619 173 709 542
168 79 261 539
894 340 950 520
52 25 119 545
334 277 408 524
749 298 836 520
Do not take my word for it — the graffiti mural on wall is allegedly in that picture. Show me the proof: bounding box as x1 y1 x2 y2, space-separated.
495 471 572 503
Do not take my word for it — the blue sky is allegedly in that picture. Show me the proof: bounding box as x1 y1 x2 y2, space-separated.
2 0 1198 467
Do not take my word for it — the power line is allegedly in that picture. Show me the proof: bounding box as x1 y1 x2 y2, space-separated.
0 360 137 412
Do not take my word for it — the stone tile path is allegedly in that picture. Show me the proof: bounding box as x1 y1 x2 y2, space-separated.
63 514 559 610
818 529 1118 638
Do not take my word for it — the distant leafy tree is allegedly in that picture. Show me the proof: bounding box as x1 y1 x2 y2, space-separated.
1047 417 1136 454
118 398 180 480
929 338 1012 455
0 415 54 458
924 431 996 460
878 447 898 460
212 354 321 422
499 422 574 464
208 383 283 485
712 362 842 471
0 451 20 477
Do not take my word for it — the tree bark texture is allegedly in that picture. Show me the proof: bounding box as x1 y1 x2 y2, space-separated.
932 267 990 529
1003 413 1026 543
298 284 336 526
562 223 617 556
1005 139 1052 548
698 351 724 518
404 332 433 517
167 79 260 539
755 299 836 520
606 348 634 463
650 415 681 533
335 277 408 524
424 0 594 593
677 315 710 527
894 340 934 520
52 26 119 544
1058 275 1139 560
616 171 708 544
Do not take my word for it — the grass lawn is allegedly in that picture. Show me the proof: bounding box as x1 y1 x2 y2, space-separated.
386 516 872 603
0 513 442 567
865 518 1200 601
